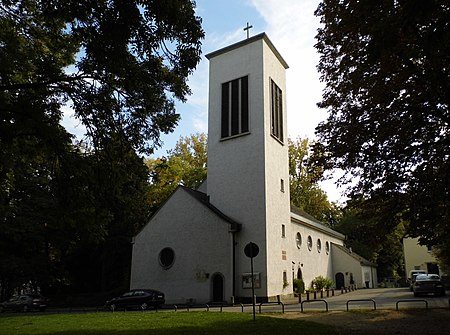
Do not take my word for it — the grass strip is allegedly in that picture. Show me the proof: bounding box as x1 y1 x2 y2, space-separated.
0 311 338 335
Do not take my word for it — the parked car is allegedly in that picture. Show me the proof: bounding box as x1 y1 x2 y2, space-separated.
413 274 446 297
105 289 165 311
0 294 48 312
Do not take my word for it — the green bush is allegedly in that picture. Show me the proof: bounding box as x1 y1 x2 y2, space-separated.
293 278 305 294
310 276 334 291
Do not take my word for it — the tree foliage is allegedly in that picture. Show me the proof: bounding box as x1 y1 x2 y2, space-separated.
313 1 449 249
289 137 341 225
145 133 207 213
0 129 152 299
0 0 204 299
334 197 405 278
1 0 204 154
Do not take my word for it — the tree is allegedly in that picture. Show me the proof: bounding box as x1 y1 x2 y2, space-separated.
289 137 340 225
334 197 405 279
313 1 449 250
146 133 207 214
1 0 204 154
59 138 152 294
0 0 204 298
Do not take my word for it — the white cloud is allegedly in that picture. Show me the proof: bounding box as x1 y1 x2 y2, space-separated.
248 0 347 202
249 0 326 140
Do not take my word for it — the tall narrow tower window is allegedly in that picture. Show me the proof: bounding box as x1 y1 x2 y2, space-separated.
270 79 283 142
221 76 249 138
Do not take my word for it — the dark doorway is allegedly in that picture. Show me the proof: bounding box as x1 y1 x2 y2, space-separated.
297 268 303 280
212 273 224 302
335 272 345 289
427 263 440 274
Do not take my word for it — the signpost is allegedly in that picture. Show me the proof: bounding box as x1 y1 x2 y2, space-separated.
244 242 259 321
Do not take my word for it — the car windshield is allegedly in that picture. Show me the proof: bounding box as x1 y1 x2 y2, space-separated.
415 274 429 280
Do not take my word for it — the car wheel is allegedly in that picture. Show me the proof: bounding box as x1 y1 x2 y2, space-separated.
110 304 116 312
22 305 29 312
141 303 148 310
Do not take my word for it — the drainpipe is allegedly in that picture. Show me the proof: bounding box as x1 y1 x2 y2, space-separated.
232 231 236 300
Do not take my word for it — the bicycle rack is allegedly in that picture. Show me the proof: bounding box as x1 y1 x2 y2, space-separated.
346 299 376 311
300 299 328 313
396 299 428 311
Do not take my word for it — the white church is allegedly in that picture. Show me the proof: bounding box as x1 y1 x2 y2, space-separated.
130 33 377 304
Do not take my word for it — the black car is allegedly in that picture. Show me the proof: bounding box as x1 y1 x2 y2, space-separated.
413 274 446 297
0 294 48 312
105 289 165 311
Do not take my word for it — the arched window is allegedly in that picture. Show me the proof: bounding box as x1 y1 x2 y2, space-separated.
296 233 302 249
317 239 322 253
159 248 175 269
307 236 312 251
325 241 330 255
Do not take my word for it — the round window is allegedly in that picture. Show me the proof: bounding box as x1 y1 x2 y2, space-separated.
317 239 322 253
325 241 330 254
296 232 302 249
307 236 312 251
159 247 175 269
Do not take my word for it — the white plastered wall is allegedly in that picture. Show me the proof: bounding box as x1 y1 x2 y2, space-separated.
403 237 441 276
331 244 377 288
130 188 232 304
261 38 292 299
288 219 344 291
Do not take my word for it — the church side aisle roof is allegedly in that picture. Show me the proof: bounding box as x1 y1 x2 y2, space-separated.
290 204 345 240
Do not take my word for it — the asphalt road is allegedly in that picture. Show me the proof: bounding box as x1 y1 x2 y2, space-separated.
249 287 450 313
2 288 447 315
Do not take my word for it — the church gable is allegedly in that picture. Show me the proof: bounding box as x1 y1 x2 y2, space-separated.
131 186 235 303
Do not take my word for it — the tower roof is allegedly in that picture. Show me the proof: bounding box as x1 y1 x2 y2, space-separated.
205 32 289 69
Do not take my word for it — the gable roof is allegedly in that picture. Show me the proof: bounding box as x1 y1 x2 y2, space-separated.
180 186 242 232
332 243 378 267
290 204 345 240
134 185 242 237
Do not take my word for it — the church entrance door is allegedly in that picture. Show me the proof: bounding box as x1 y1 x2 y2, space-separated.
212 273 224 302
335 272 345 289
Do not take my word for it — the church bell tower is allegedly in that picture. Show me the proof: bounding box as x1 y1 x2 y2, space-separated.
206 33 290 301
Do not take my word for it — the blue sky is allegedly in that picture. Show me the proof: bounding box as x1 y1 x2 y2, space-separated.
62 0 345 202
162 0 326 152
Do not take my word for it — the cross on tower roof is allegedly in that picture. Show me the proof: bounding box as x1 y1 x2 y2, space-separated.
243 22 253 39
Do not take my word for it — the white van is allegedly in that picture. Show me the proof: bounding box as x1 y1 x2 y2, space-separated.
408 270 427 290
